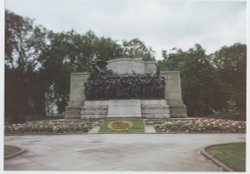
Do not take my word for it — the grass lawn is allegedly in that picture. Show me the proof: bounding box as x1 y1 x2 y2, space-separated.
206 142 246 171
4 145 21 157
99 118 144 133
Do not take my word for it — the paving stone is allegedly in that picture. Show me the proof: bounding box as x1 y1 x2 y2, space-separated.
144 125 156 133
4 134 246 171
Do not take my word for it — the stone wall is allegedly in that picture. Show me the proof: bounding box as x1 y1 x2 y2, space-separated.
107 58 145 74
107 58 157 75
144 61 157 74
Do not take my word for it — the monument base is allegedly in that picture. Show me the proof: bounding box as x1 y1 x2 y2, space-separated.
81 101 108 119
107 99 141 118
141 100 170 118
170 105 187 118
80 99 172 119
65 106 82 119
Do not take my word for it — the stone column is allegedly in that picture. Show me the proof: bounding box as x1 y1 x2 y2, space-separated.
160 71 187 118
65 72 89 119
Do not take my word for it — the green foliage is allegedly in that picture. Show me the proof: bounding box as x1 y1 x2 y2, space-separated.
158 43 246 117
5 9 245 122
159 44 220 116
211 43 246 113
207 142 246 171
122 38 155 60
5 10 156 123
95 36 123 61
207 112 245 121
5 10 49 123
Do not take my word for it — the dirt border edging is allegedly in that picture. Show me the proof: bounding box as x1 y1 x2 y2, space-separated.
4 145 27 160
200 143 235 172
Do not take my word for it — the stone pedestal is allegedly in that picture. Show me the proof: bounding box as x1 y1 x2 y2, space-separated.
65 72 89 119
160 71 187 118
107 99 141 117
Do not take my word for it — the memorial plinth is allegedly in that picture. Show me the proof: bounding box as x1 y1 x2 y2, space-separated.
65 58 187 119
107 100 141 117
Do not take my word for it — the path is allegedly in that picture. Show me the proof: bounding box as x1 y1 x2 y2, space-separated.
4 134 245 171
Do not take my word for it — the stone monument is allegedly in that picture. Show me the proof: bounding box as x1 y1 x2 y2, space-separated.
65 58 187 119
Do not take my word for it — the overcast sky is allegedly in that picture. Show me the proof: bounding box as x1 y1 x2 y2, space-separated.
5 0 246 60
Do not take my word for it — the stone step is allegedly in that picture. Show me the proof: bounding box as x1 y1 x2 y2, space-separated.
83 101 108 107
145 120 163 124
170 114 187 118
145 121 155 125
81 110 108 115
142 109 170 114
142 114 170 118
145 121 173 127
82 106 108 110
81 115 107 119
64 114 81 119
141 106 169 109
65 106 82 118
141 100 169 110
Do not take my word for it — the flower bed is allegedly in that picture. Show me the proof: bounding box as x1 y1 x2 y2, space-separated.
156 118 246 133
5 120 93 135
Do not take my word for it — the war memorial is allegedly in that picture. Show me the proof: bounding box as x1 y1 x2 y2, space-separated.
65 58 187 119
4 58 246 171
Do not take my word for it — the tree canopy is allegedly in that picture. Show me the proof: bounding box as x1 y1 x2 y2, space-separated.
5 10 156 123
158 43 246 117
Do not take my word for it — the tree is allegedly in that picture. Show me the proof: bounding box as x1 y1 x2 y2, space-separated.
121 38 155 60
159 43 246 118
159 44 220 116
39 30 124 114
158 48 185 71
95 37 123 61
211 43 246 113
5 10 49 123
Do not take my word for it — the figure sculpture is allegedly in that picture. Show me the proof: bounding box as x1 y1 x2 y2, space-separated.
85 59 166 100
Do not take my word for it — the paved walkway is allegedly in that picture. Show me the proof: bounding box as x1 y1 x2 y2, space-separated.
4 134 245 171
